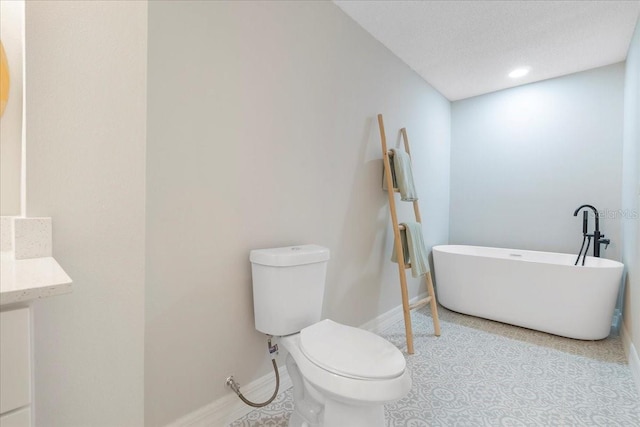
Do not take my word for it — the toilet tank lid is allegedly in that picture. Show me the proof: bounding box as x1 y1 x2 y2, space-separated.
250 245 330 267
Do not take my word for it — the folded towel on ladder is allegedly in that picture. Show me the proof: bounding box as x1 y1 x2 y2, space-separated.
391 222 429 278
382 148 418 202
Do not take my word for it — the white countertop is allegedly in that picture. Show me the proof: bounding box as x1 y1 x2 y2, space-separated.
1 252 73 305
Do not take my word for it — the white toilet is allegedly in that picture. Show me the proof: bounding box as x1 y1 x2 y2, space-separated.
250 245 411 427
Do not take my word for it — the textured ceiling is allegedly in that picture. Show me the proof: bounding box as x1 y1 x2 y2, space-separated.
334 1 640 101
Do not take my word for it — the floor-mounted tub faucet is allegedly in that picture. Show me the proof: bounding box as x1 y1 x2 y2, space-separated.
573 204 610 265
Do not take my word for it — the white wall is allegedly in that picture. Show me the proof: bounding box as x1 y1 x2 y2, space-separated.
0 0 24 215
25 2 147 426
621 17 640 363
145 1 450 425
450 63 625 261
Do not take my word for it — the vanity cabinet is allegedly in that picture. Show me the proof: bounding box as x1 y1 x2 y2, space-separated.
0 216 72 427
0 307 31 426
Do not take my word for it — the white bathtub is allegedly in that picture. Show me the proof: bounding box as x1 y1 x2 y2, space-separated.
432 245 624 340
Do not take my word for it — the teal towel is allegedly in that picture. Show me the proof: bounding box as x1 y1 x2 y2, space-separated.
382 149 418 201
391 222 429 278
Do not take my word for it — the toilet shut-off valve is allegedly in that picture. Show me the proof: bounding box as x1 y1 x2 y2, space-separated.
268 337 279 357
225 336 280 408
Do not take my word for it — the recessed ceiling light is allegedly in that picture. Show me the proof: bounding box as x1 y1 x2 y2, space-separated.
509 67 531 78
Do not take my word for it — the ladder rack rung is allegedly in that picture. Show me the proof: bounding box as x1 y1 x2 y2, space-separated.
409 296 432 311
387 150 409 158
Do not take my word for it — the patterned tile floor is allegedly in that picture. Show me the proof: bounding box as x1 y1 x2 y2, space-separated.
230 306 640 426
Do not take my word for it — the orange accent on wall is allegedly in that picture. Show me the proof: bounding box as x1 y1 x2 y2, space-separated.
0 41 10 117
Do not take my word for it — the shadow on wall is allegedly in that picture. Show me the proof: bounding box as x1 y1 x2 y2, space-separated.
325 116 425 326
324 116 386 324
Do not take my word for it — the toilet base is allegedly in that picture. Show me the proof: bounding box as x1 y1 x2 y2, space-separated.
323 400 385 427
286 354 386 427
287 386 386 427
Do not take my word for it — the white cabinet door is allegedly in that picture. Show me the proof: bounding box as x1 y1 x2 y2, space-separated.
0 308 31 414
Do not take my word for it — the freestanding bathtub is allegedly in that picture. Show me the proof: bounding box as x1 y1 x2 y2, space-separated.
432 245 624 340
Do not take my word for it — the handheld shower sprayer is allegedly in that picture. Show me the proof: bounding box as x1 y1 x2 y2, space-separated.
573 204 609 264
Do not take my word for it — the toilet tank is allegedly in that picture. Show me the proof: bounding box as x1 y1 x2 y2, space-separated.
250 245 330 336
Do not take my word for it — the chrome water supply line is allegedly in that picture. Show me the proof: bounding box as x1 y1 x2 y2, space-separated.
225 337 280 408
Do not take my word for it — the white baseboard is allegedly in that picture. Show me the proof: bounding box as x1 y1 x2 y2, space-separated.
167 294 426 426
620 321 640 394
166 364 291 427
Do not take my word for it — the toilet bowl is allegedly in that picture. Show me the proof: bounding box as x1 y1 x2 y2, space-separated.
250 245 411 427
281 320 411 427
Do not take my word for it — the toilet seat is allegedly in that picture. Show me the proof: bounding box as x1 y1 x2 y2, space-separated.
281 332 412 405
300 319 406 380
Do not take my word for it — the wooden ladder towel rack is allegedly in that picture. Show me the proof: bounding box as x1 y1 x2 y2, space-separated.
378 114 441 355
